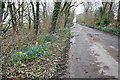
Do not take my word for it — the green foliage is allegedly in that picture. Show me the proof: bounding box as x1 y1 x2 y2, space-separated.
23 23 29 27
95 27 120 35
45 52 53 57
63 27 69 33
95 18 110 26
59 27 69 33
10 45 53 66
2 24 12 30
101 17 110 26
95 22 101 26
81 24 120 35
43 34 59 42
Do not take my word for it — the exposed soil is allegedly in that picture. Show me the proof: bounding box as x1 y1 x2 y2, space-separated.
52 35 71 79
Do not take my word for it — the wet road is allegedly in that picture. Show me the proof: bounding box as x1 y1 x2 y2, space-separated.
66 24 119 78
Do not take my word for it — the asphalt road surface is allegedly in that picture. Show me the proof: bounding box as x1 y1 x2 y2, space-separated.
66 24 119 79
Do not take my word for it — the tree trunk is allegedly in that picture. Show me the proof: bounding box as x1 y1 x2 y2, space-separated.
118 1 120 22
30 2 36 29
21 2 24 26
8 2 18 33
12 2 18 32
99 2 108 20
18 1 21 26
64 2 71 27
28 5 31 29
42 2 47 21
118 1 120 30
50 2 61 34
0 1 3 77
64 9 70 27
0 1 3 37
36 2 39 35
83 2 90 24
108 2 113 21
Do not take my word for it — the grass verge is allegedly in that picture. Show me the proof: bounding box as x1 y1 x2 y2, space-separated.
80 24 120 36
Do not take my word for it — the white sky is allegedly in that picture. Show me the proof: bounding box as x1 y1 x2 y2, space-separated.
75 4 84 14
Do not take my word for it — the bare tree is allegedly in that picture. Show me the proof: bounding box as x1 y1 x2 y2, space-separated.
99 2 109 20
21 2 24 26
0 1 3 37
108 2 114 21
0 1 3 78
41 1 47 21
50 1 62 33
30 2 36 29
8 2 18 33
36 2 39 35
27 4 31 29
82 2 92 24
62 2 72 27
18 1 21 26
118 1 120 22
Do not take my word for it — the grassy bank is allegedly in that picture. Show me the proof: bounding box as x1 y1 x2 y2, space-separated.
2 26 70 78
80 24 120 36
94 27 120 35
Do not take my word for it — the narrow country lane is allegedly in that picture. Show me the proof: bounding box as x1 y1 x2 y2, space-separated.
66 24 119 78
